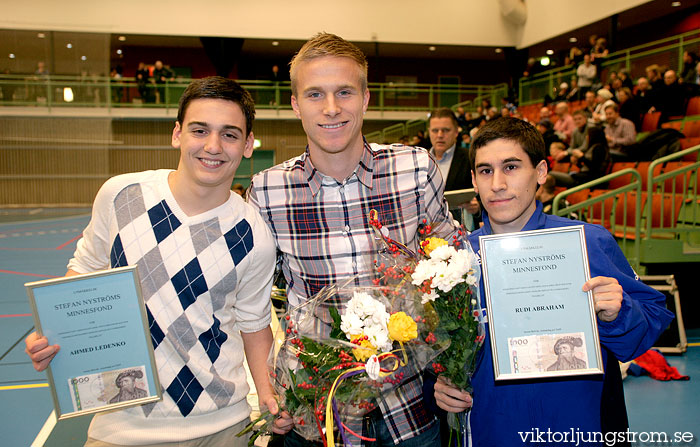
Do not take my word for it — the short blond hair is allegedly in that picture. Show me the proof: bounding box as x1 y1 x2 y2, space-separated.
289 32 368 95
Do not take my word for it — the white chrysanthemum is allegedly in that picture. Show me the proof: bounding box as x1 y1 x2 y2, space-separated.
421 289 440 304
429 244 457 261
364 323 392 352
340 312 364 338
411 258 436 285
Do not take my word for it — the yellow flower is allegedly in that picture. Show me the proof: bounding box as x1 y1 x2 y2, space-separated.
423 237 448 256
352 336 378 362
388 312 418 342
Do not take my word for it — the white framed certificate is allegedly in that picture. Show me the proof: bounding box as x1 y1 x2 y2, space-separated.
479 226 604 380
25 265 162 419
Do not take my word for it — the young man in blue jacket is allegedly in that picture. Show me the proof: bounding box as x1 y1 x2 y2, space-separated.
432 117 674 446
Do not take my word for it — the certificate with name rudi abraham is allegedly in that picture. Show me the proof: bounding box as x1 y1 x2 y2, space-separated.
479 226 603 380
26 265 161 419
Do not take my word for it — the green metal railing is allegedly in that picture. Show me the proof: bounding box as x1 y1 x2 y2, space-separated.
519 29 700 105
0 75 507 114
552 144 700 271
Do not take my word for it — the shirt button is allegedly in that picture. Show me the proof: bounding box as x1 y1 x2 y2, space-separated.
344 225 351 232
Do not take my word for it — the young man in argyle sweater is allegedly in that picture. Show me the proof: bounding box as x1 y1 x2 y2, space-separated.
25 77 292 446
248 33 457 447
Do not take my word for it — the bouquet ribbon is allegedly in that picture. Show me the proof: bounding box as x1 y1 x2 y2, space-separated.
324 352 402 447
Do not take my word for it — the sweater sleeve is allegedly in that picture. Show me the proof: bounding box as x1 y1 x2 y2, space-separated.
233 210 276 333
67 176 122 273
587 226 674 361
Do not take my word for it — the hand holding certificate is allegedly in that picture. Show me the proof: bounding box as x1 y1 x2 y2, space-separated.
26 266 161 419
479 226 603 380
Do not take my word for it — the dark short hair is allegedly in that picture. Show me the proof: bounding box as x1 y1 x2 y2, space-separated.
428 107 459 129
572 109 587 118
470 117 546 169
177 76 255 136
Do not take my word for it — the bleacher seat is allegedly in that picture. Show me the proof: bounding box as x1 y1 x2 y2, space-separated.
641 112 661 132
683 120 700 138
686 96 700 117
661 121 683 132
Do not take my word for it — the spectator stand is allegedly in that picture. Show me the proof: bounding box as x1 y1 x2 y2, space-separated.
552 143 700 273
519 29 700 106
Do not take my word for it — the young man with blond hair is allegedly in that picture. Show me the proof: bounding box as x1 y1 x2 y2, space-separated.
248 33 456 447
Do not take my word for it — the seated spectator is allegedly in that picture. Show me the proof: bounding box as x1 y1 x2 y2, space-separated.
500 97 517 114
646 64 664 91
500 107 511 118
539 106 551 122
537 119 561 151
618 69 634 90
555 83 569 102
549 141 569 166
604 103 637 159
553 102 576 144
455 106 469 131
617 87 641 130
681 51 698 84
486 106 498 120
651 70 687 122
569 110 591 153
550 126 611 187
592 88 615 124
398 135 410 145
576 54 597 95
582 90 596 118
635 76 655 114
469 116 487 139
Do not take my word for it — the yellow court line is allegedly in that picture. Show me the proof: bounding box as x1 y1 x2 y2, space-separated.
0 383 48 391
688 342 700 347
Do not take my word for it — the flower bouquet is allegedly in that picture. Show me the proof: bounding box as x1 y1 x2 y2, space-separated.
247 277 449 447
368 210 485 446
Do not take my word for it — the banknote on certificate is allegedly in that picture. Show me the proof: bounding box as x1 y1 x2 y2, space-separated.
508 332 588 374
68 365 150 412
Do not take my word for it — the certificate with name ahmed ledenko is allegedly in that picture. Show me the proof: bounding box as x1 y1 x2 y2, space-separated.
25 265 161 419
479 226 604 381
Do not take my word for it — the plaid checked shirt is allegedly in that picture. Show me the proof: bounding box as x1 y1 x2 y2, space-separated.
249 140 460 444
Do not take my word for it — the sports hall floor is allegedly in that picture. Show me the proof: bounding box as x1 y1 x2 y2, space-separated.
1 209 698 446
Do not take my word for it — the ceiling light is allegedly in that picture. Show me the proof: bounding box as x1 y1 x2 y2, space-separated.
569 37 577 43
66 43 73 49
118 36 126 41
37 33 45 38
540 56 551 66
428 46 436 52
9 53 16 59
546 49 554 55
495 48 503 53
81 55 87 61
254 139 262 148
271 41 279 46
116 49 122 55
671 1 681 6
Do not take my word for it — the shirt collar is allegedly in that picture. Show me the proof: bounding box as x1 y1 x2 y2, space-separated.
430 144 456 159
302 138 375 196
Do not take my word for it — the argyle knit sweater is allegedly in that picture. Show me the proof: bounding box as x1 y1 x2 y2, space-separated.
68 170 275 445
